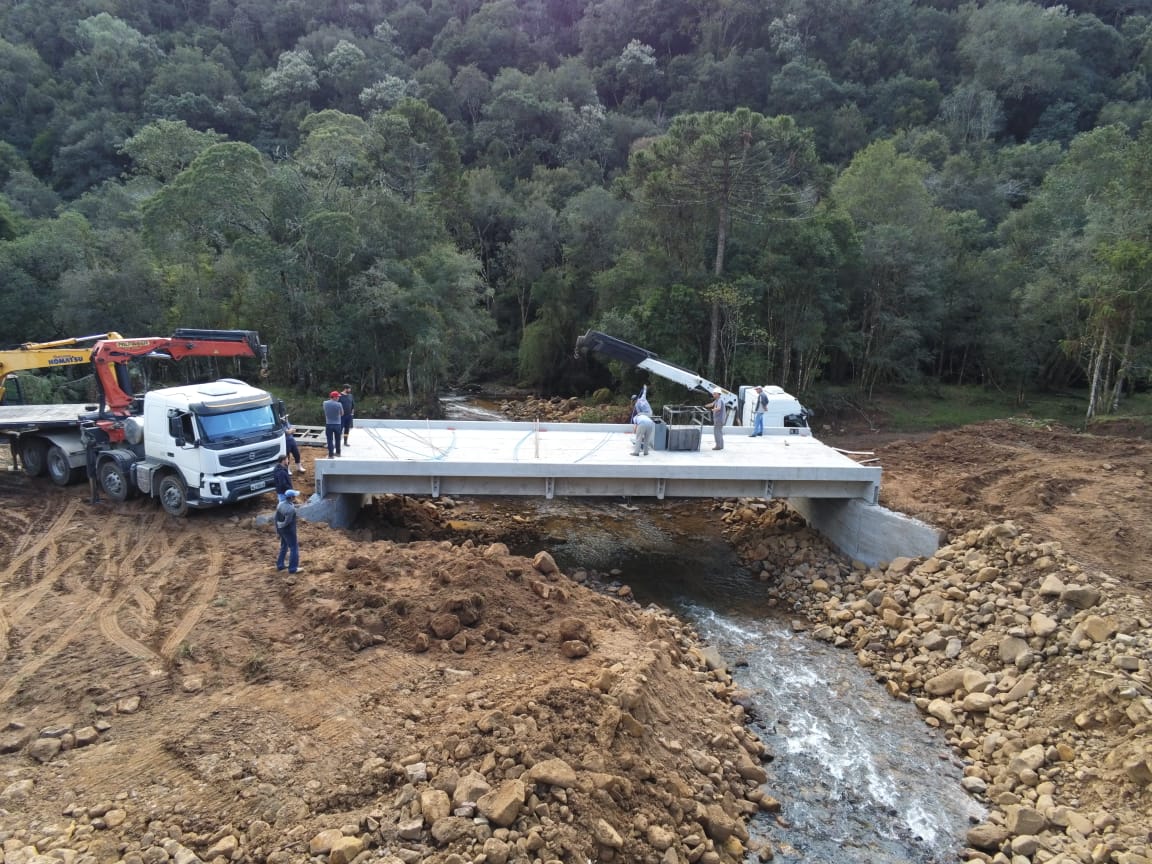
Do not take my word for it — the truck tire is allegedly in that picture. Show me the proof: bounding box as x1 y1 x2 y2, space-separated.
158 475 189 517
46 445 80 487
20 439 47 477
98 459 134 503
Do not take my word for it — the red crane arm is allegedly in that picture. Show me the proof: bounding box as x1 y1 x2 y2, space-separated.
92 330 268 416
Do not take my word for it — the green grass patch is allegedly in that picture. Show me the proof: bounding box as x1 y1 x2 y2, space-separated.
811 384 1152 435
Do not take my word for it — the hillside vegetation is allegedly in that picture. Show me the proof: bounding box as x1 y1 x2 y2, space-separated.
2 0 1151 422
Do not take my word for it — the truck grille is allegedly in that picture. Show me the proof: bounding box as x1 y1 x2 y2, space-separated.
219 444 281 468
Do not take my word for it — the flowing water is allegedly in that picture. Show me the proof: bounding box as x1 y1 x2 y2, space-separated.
519 500 984 864
440 394 507 422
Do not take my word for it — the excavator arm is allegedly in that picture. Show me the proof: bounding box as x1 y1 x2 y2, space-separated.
0 332 123 404
93 329 269 416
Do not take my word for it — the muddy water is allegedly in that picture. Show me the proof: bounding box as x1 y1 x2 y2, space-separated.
514 500 984 864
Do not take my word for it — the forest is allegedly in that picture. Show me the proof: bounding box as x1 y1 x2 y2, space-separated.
1 0 1150 418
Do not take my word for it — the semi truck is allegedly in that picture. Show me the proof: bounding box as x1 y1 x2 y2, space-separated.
0 329 285 516
574 329 812 435
0 331 123 405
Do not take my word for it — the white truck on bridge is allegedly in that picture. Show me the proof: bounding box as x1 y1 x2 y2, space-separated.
574 330 813 435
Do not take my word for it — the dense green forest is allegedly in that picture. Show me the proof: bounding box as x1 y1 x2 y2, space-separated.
1 0 1151 418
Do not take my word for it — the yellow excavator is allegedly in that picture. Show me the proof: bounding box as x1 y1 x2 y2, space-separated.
0 332 122 405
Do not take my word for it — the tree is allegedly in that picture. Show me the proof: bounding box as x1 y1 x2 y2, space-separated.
625 108 819 377
831 139 952 394
120 120 227 183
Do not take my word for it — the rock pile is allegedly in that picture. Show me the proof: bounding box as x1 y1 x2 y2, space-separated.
723 500 1152 864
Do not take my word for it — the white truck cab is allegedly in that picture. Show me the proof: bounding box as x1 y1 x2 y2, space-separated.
736 385 812 435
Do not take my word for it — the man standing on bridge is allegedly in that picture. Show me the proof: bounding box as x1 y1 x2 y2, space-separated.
322 391 344 457
630 388 655 456
706 388 725 450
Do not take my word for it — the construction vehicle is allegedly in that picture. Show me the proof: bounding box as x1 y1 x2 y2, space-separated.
574 329 812 435
0 332 123 405
0 329 285 516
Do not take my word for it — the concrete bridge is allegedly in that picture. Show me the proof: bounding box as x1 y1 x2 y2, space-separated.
302 418 942 566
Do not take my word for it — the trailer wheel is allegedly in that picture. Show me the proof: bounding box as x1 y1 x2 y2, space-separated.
158 475 189 517
98 459 133 503
46 445 79 487
20 439 47 477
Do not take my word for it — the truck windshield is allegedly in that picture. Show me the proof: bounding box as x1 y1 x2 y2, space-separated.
196 405 280 443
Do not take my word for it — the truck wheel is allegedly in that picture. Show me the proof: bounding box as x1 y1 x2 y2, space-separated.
158 475 189 517
98 460 133 503
20 439 47 477
46 445 79 487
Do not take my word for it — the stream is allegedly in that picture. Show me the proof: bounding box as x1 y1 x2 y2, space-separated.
442 396 984 862
516 500 984 864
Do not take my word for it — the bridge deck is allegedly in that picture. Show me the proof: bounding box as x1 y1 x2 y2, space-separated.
313 419 881 503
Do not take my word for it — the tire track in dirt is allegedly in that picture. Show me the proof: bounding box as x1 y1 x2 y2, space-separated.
97 519 188 673
0 511 189 699
0 499 83 664
159 544 222 661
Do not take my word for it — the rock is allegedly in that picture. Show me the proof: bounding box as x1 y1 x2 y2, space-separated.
699 646 726 672
476 779 525 827
482 837 511 864
309 829 344 855
420 789 452 824
1006 805 1047 835
1029 612 1058 638
557 617 591 643
430 613 461 639
533 551 559 575
204 835 238 860
703 804 737 843
526 758 577 788
647 824 677 851
1070 615 1115 644
1009 745 1046 775
452 771 492 807
117 695 142 714
397 818 423 841
1060 585 1101 610
1037 574 1065 596
966 823 1008 850
560 640 589 658
430 816 473 844
927 698 957 725
961 692 993 713
999 636 1030 665
592 818 624 848
27 737 61 763
328 836 364 864
1124 758 1152 786
924 667 969 696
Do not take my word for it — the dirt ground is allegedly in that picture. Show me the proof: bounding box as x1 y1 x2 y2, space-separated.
829 419 1152 593
1 416 1150 861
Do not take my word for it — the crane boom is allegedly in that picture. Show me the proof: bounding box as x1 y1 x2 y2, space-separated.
574 330 735 401
93 329 269 417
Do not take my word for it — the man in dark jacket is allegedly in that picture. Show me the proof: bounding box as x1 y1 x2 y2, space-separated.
273 455 293 502
338 385 355 448
275 489 302 574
